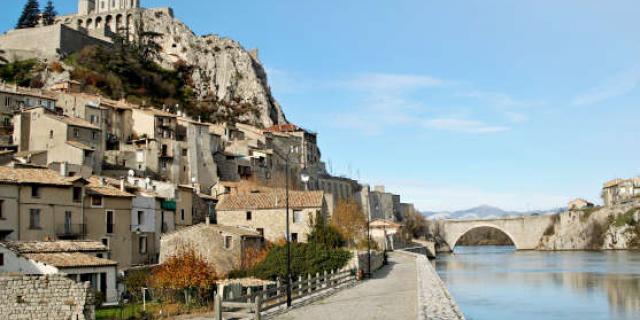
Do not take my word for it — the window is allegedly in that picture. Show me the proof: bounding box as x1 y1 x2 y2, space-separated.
101 238 109 248
29 209 41 229
96 253 103 259
182 148 187 156
73 187 82 202
0 253 3 266
0 200 4 219
106 211 114 234
92 131 98 140
257 228 264 238
291 233 298 243
49 130 53 138
181 209 185 221
246 211 252 221
73 128 79 138
139 237 147 253
137 210 144 226
4 97 9 106
31 185 41 198
92 196 103 207
293 210 303 224
90 115 97 124
224 235 232 249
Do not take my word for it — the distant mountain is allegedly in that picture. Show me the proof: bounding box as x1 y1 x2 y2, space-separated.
423 205 564 220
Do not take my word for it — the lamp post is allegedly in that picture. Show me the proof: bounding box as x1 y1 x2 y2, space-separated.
272 145 306 308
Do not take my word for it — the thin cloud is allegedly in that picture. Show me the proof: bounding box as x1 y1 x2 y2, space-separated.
343 73 447 92
462 90 542 109
572 67 640 106
423 118 510 134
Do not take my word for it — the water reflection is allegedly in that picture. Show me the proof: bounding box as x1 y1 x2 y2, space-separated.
435 246 640 320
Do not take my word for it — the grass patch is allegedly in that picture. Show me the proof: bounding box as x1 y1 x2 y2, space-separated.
96 302 202 320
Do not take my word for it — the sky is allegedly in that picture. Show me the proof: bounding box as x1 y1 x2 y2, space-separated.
2 0 640 212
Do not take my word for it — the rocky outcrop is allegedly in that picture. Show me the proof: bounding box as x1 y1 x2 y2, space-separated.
138 8 286 127
537 200 640 250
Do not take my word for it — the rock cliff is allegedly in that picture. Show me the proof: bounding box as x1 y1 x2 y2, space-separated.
139 9 286 127
537 201 640 250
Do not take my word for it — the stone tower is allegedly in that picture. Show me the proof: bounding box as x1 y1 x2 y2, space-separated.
78 0 95 15
78 0 140 15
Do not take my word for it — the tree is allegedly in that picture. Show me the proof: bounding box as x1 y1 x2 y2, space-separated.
151 247 217 304
41 0 57 26
16 0 41 29
330 199 367 247
308 212 346 249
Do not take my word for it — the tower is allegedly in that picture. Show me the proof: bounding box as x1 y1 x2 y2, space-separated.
78 0 95 15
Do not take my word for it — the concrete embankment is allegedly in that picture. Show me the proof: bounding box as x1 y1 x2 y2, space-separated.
398 250 465 320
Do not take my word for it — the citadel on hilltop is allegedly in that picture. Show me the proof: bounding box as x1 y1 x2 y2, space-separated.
0 0 170 59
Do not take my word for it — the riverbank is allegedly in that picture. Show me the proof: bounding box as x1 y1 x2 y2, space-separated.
398 251 465 320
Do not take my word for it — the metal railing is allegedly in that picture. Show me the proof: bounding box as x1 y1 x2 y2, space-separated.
215 269 356 320
55 224 87 238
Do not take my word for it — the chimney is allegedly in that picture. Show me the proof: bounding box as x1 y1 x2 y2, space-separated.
59 162 68 177
120 179 125 192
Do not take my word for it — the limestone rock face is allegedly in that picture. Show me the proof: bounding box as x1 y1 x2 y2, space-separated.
139 8 286 127
537 200 640 250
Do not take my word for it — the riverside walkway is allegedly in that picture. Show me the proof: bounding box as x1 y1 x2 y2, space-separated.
271 252 418 320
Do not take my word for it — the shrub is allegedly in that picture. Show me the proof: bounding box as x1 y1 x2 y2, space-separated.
614 208 638 227
0 59 39 86
247 243 351 280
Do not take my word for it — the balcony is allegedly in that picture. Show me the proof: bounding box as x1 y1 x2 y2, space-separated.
56 224 87 239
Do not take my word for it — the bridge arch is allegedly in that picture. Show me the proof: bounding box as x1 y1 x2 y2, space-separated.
447 223 520 250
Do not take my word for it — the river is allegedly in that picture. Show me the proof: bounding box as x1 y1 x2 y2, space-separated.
434 246 640 320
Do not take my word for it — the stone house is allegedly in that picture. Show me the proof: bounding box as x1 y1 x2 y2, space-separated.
369 219 406 251
0 166 88 242
602 177 640 207
159 224 262 276
369 186 402 222
314 174 361 206
83 176 138 271
216 190 328 243
13 107 104 175
176 117 218 193
0 84 58 148
0 240 118 303
130 108 178 181
568 198 595 211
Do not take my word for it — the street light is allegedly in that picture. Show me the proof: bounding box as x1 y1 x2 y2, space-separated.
272 145 304 308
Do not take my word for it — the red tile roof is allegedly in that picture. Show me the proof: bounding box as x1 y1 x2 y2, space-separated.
216 191 325 211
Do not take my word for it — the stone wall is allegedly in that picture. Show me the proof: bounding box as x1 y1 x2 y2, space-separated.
398 250 465 320
344 250 384 273
0 274 95 320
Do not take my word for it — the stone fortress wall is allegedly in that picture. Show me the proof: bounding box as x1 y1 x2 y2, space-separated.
0 274 95 320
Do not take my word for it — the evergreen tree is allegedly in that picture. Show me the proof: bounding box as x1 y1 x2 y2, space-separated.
16 0 40 29
42 0 57 26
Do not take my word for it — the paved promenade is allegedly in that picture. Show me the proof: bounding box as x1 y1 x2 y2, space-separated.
271 252 417 320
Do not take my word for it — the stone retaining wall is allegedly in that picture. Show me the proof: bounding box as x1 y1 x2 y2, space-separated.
0 274 95 320
344 250 385 273
398 250 465 320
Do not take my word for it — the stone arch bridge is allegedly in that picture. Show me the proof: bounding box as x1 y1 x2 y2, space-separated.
432 215 555 251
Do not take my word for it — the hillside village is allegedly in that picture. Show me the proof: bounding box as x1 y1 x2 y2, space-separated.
0 0 423 311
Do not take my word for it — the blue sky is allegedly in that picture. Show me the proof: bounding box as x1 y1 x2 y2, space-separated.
3 1 640 211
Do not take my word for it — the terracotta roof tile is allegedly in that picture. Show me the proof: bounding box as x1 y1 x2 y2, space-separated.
47 114 100 130
23 253 117 268
1 240 108 253
216 191 325 211
86 176 135 197
66 140 96 151
163 223 261 239
0 167 72 186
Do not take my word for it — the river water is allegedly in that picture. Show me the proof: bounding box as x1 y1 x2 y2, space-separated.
434 246 640 320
